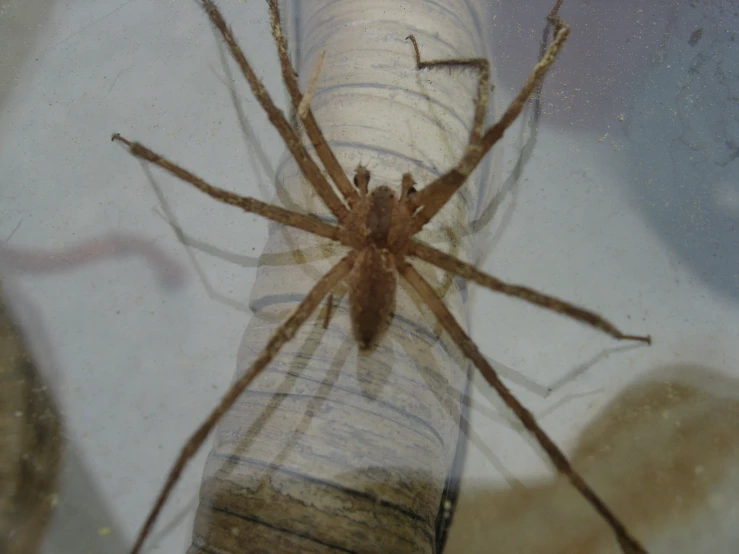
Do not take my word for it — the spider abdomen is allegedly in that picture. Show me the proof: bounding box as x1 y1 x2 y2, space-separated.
347 245 397 350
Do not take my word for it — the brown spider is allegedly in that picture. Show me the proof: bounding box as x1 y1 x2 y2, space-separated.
112 1 651 553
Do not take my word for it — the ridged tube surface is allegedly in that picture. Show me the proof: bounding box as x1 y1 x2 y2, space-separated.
188 1 492 552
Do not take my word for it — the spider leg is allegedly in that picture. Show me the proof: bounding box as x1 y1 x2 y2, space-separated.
200 0 349 221
397 260 648 554
112 134 348 246
265 0 359 205
428 2 566 240
409 21 570 234
406 35 489 150
129 252 357 554
298 49 326 120
408 239 651 343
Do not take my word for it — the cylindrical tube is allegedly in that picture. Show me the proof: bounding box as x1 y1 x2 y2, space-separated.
188 2 494 552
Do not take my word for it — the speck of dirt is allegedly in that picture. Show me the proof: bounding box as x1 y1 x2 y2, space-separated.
688 28 703 47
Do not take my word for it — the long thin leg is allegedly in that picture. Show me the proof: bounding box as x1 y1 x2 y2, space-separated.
298 49 326 120
409 20 570 234
469 1 565 237
129 252 357 554
200 0 349 221
111 134 349 247
397 260 647 554
405 35 489 151
265 0 359 205
408 239 651 343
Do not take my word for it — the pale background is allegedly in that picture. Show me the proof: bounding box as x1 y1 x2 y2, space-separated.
1 0 737 552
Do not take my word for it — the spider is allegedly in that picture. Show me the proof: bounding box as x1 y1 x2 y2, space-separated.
112 1 651 553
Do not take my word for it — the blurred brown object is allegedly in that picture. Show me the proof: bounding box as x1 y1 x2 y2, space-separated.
0 232 186 287
0 284 63 554
446 365 739 553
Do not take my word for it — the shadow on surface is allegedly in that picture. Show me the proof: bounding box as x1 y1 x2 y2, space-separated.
445 363 739 553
